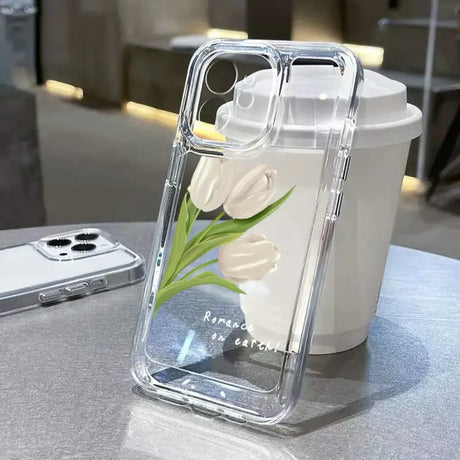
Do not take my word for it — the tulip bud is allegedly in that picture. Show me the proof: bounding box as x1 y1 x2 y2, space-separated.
219 234 280 283
224 164 277 219
188 157 234 212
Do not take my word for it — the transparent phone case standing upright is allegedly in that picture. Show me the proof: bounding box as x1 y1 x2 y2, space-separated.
132 40 363 425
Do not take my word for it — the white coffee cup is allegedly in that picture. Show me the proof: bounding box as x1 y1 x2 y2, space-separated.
216 66 422 354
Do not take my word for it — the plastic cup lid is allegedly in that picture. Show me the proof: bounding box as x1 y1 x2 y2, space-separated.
216 66 422 149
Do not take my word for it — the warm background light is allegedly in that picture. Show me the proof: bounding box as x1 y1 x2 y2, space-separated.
45 80 84 99
207 28 248 40
193 121 226 142
343 44 385 68
124 102 178 127
124 101 225 141
401 175 428 195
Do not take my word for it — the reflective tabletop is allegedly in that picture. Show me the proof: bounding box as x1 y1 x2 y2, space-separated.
0 223 459 459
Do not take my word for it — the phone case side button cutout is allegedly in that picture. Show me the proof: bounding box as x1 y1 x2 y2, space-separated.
39 289 64 303
64 282 89 297
334 192 344 217
341 155 352 181
89 278 108 291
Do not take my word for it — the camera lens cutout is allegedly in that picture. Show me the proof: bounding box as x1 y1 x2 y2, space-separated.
205 59 238 95
75 233 99 242
47 238 72 248
198 97 226 124
71 243 97 252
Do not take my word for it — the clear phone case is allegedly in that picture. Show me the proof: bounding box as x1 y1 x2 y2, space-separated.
131 40 363 425
0 228 145 315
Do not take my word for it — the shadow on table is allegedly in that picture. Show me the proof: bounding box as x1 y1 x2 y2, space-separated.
270 316 430 437
122 397 298 459
124 315 429 457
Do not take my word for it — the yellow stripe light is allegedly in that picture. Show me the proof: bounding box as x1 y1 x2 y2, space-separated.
207 28 248 40
45 80 84 99
343 44 384 68
124 101 225 141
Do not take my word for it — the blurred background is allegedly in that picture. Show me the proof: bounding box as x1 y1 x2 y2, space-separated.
0 0 459 257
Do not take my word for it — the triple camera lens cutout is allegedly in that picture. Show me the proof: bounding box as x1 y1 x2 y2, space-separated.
47 233 99 254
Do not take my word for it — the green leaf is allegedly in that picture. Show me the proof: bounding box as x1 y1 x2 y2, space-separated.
180 258 218 280
186 187 295 250
155 271 246 310
161 194 190 287
174 232 243 278
193 210 225 245
185 196 199 235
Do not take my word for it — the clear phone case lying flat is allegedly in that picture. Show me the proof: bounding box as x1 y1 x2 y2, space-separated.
131 40 363 425
0 228 145 315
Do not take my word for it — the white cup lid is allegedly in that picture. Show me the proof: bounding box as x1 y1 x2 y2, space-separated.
216 66 422 149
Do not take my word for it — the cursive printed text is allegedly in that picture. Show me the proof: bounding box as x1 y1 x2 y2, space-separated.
203 310 280 352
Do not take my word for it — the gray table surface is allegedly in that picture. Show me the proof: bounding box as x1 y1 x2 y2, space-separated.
0 223 459 460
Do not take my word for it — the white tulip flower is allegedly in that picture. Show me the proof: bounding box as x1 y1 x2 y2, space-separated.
188 157 234 212
218 234 280 283
224 164 277 219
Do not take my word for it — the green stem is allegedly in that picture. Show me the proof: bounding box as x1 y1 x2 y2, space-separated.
161 195 200 289
194 211 225 244
186 206 200 236
179 258 218 280
159 210 224 290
